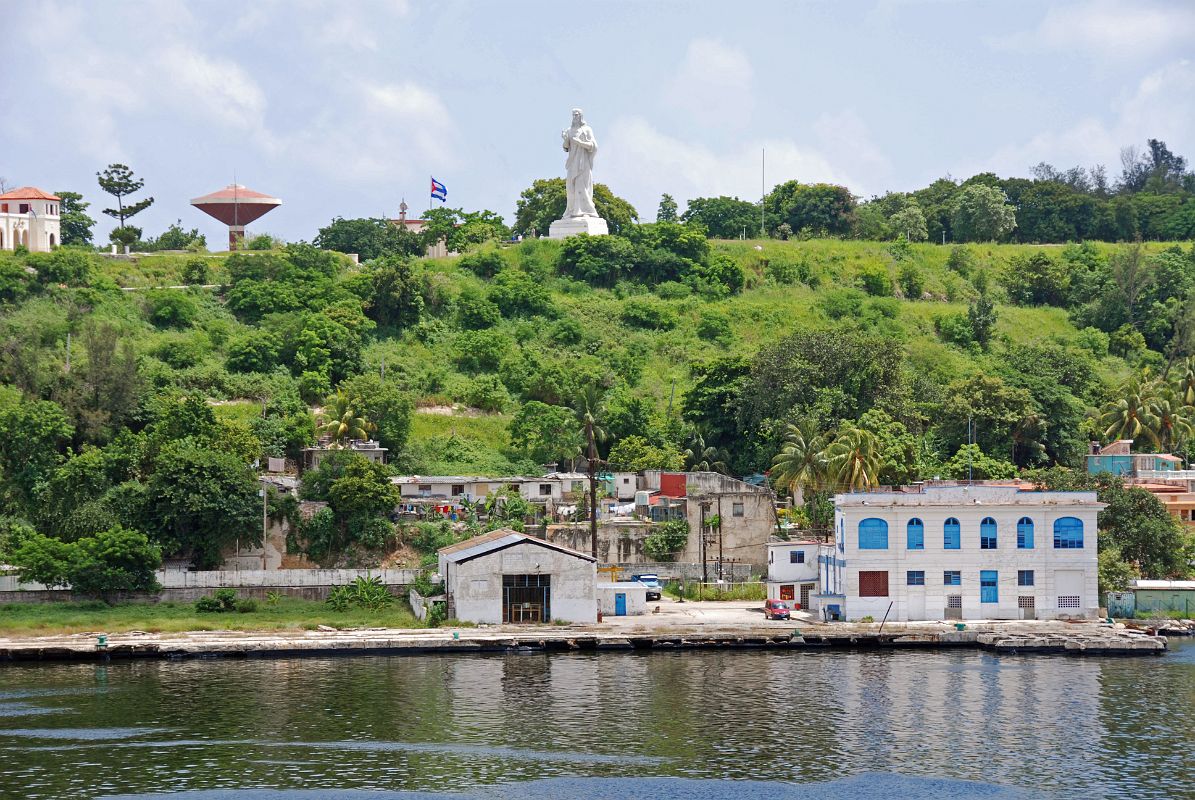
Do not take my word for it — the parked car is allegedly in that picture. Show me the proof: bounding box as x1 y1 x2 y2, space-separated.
632 574 662 601
763 599 792 620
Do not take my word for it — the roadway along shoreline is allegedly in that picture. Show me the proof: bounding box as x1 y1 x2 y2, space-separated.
0 619 1171 662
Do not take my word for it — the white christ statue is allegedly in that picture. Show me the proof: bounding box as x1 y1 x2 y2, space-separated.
549 108 609 238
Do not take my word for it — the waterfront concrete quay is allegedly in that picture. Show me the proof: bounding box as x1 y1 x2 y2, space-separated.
0 600 1169 662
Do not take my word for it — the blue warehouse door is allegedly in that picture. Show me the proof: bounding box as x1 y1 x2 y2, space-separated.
614 593 627 616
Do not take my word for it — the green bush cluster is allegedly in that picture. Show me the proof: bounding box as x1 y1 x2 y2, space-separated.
195 588 257 613
326 575 395 612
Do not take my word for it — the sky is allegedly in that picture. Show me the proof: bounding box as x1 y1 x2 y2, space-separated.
2 0 1193 245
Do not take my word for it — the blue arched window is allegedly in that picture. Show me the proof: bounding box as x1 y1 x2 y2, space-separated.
1017 517 1034 549
944 518 960 550
906 518 924 550
858 518 889 550
1053 517 1084 549
980 517 998 549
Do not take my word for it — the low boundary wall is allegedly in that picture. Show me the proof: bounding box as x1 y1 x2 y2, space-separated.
0 569 419 604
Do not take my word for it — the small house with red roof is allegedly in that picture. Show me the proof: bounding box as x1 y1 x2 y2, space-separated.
0 186 61 253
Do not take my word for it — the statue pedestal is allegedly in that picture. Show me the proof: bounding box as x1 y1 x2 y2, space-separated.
548 215 609 240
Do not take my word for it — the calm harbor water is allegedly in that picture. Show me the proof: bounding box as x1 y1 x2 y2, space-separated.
0 642 1191 800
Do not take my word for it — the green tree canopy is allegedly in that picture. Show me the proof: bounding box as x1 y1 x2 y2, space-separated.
314 217 423 261
681 196 761 239
96 163 154 233
950 184 1017 242
55 191 97 246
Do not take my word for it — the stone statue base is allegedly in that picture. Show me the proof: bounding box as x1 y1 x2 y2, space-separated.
548 215 609 240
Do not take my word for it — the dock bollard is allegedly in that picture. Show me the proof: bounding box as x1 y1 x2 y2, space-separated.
96 635 108 649
452 631 459 640
954 623 966 631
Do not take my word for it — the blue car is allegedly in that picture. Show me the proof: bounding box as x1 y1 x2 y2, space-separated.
632 574 662 601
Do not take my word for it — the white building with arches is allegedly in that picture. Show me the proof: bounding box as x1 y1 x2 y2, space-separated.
0 187 61 253
831 484 1102 622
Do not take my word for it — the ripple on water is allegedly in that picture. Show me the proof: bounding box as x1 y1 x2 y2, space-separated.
0 727 164 740
97 774 1041 799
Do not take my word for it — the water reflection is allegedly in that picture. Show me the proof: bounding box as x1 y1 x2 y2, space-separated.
0 642 1189 799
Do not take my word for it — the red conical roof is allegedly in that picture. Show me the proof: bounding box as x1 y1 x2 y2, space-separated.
190 184 281 226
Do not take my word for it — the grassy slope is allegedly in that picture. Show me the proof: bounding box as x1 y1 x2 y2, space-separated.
90 239 1180 473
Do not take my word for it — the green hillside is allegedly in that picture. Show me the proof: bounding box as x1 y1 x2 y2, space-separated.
2 232 1193 573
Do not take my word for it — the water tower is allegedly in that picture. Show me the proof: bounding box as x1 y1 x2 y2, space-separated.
190 183 281 250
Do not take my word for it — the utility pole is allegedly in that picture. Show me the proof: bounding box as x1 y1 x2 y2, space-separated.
699 500 708 585
587 426 599 561
967 416 974 485
760 148 766 238
717 514 724 581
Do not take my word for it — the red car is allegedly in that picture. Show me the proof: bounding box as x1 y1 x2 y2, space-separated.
764 599 792 620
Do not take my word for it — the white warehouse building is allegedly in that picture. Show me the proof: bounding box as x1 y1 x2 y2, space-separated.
829 484 1102 622
438 528 597 624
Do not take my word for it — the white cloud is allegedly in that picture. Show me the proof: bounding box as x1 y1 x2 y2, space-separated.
603 116 868 217
813 110 891 193
977 59 1195 176
156 45 268 134
666 38 754 128
273 81 458 183
989 1 1195 57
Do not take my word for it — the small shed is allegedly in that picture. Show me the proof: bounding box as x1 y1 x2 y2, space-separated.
438 529 597 624
1132 579 1195 617
596 582 650 616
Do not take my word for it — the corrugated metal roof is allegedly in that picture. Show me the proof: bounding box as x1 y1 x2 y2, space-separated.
1133 580 1195 590
438 528 596 563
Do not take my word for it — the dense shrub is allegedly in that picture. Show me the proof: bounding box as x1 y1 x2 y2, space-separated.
644 519 689 561
620 297 678 330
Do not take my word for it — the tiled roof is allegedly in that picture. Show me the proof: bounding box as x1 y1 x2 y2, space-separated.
0 186 60 201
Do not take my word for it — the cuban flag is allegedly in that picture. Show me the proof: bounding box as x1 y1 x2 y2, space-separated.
430 177 447 203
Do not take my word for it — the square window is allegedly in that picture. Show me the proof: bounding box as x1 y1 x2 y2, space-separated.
539 484 553 496
451 484 464 496
943 570 961 586
732 503 744 517
1017 570 1035 587
789 550 804 564
907 570 925 586
418 484 431 492
859 570 889 597
946 594 962 609
1018 596 1036 609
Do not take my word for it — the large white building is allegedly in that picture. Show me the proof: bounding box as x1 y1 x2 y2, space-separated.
0 187 61 253
828 484 1102 622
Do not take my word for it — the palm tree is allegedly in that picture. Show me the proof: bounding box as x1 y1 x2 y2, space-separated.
1152 385 1194 453
1099 377 1161 448
1175 356 1195 406
771 419 830 503
574 385 607 559
684 430 730 474
1011 412 1047 466
824 426 883 491
317 391 374 446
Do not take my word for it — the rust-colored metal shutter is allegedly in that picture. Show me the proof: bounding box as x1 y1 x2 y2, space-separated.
858 570 889 597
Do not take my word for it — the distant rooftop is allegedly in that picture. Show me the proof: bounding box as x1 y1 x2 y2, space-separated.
0 186 59 201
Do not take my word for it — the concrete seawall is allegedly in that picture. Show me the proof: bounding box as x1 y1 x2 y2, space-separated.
0 622 1167 663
